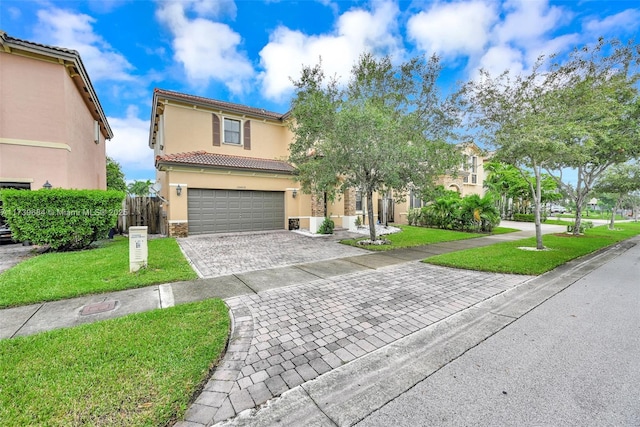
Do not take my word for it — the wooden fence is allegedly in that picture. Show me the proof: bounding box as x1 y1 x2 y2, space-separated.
117 196 163 235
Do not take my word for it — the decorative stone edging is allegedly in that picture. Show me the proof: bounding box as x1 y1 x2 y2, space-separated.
180 298 255 425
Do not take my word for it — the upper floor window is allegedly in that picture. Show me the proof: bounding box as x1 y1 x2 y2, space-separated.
462 155 478 184
409 190 423 209
224 118 241 145
355 190 363 211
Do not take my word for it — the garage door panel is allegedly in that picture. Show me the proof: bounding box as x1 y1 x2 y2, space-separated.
188 189 284 235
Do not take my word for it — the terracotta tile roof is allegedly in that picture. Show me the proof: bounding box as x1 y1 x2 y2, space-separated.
0 32 79 56
154 88 287 121
156 151 295 173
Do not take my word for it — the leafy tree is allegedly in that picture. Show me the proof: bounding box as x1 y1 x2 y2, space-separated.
289 53 461 241
127 179 153 197
462 38 640 246
593 162 640 229
106 157 126 192
461 60 564 249
544 39 640 234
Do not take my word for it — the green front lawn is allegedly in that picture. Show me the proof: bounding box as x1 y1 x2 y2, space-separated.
0 299 229 426
0 237 197 308
424 222 640 275
340 225 518 251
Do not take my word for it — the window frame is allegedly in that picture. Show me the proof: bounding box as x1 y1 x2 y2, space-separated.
355 190 363 212
223 117 242 146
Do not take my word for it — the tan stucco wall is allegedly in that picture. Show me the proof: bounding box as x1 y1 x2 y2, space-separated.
162 104 291 160
0 52 106 189
158 166 356 232
160 168 307 228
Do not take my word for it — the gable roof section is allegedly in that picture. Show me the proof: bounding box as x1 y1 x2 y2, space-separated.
149 88 290 148
0 31 113 140
154 88 286 120
156 151 295 174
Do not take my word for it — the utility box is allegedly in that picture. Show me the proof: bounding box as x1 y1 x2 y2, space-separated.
129 226 148 272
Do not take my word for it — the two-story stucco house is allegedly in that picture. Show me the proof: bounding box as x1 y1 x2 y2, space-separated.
149 89 490 236
0 31 113 192
374 142 488 225
149 89 358 237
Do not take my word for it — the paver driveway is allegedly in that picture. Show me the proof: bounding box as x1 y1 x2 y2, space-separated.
178 231 369 278
181 261 533 425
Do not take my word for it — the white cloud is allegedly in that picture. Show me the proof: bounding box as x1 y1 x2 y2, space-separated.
584 9 640 36
494 0 565 46
156 1 253 93
106 106 155 176
258 1 403 101
34 8 135 82
471 0 571 78
407 1 497 58
8 7 21 19
476 45 524 77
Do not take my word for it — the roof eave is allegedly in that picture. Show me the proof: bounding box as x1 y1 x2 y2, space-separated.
154 89 286 122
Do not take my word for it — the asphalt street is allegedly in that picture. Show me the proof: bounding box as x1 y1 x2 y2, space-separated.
357 236 640 426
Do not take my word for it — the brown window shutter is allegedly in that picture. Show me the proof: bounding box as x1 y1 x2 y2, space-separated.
212 114 220 146
243 120 251 150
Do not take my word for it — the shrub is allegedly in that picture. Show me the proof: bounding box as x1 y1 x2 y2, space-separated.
567 221 594 234
513 213 535 222
0 188 125 251
459 194 500 232
318 217 335 234
354 216 362 227
407 208 421 226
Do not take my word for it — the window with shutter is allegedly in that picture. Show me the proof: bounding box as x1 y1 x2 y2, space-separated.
243 120 251 150
224 118 241 145
212 114 220 146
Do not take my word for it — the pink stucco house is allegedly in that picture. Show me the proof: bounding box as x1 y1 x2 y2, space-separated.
0 31 112 191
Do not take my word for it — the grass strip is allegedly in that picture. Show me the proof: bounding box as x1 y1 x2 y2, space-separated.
424 222 640 275
0 299 229 426
340 225 517 251
0 237 197 308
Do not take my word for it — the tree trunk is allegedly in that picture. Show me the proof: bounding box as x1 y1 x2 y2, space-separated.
366 189 376 241
533 167 544 250
574 194 585 236
610 198 622 230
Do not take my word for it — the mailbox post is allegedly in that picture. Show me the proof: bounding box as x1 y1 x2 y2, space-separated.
129 226 148 272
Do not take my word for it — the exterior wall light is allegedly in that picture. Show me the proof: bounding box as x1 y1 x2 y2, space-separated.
176 184 182 196
42 180 52 189
292 189 297 198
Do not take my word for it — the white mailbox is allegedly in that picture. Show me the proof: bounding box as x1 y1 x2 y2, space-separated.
129 226 148 272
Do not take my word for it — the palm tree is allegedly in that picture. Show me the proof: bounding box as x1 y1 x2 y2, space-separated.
460 194 500 232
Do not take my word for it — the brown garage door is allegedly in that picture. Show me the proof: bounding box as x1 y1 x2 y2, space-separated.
187 189 285 235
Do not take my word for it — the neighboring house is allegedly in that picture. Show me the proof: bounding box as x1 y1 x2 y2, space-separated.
0 31 112 192
149 89 357 237
393 142 488 224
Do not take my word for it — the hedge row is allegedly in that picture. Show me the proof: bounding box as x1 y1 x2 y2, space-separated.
0 189 125 251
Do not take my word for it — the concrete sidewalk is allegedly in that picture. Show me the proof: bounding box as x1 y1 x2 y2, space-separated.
0 223 562 339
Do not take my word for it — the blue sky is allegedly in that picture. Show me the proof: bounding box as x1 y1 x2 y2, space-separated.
1 0 638 182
